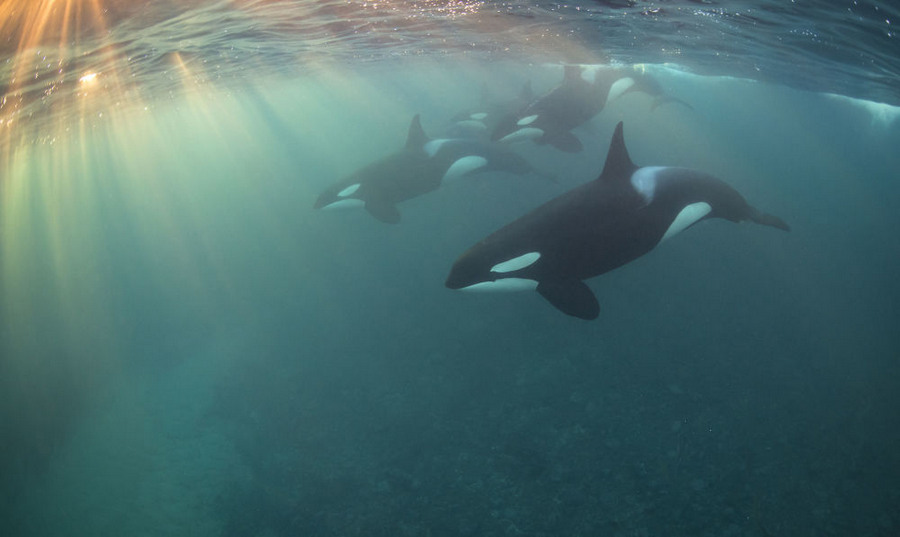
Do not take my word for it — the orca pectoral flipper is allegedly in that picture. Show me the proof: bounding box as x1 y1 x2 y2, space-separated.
747 206 791 232
537 280 600 320
365 199 402 224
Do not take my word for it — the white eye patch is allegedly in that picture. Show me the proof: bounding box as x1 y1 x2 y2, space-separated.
490 252 541 273
607 76 636 105
337 183 360 197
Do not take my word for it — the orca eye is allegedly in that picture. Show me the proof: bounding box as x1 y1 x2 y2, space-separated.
517 114 539 126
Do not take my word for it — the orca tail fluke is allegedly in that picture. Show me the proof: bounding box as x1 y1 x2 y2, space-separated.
748 206 791 232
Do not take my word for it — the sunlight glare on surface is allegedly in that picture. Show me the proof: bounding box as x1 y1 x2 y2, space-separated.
78 71 98 85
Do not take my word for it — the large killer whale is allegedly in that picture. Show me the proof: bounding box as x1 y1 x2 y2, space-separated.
445 122 790 320
314 115 551 223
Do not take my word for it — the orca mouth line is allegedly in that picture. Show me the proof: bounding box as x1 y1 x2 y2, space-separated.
445 271 495 290
449 277 540 293
444 275 480 290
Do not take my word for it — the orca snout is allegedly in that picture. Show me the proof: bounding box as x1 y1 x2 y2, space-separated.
444 266 472 290
445 257 488 290
312 192 330 210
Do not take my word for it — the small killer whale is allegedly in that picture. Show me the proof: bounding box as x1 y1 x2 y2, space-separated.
314 115 551 223
492 65 610 153
445 121 790 320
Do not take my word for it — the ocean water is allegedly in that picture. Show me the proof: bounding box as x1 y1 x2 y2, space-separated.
1 2 899 536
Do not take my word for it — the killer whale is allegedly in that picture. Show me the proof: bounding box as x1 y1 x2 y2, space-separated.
491 65 609 153
314 115 551 223
445 121 790 320
492 65 692 152
447 81 534 138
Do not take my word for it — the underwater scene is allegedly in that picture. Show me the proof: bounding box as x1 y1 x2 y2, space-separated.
1 1 899 536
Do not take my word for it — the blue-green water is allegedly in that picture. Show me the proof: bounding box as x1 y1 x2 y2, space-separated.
2 2 899 536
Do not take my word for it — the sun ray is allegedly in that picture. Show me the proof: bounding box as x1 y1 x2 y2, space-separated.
0 1 611 428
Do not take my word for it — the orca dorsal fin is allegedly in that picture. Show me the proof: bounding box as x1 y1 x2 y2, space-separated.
597 122 637 182
406 114 429 150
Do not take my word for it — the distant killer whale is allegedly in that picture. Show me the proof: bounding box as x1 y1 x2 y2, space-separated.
445 121 790 320
314 115 551 224
491 65 610 153
492 65 692 152
446 81 534 138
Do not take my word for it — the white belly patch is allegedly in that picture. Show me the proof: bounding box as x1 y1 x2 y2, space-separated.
322 198 365 210
499 127 544 144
